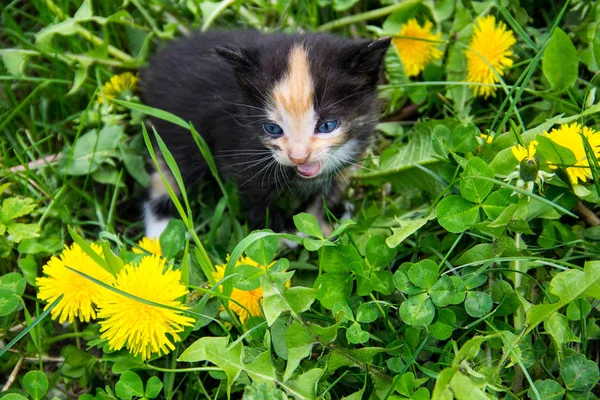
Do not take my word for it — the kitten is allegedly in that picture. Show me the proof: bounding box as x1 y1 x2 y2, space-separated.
140 30 390 238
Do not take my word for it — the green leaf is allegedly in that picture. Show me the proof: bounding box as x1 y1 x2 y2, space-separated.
399 293 435 326
246 235 278 265
0 272 26 296
67 61 90 96
528 380 565 400
7 223 40 242
61 126 123 175
293 213 323 239
452 123 480 153
408 260 439 289
542 28 579 91
245 350 277 384
560 353 599 392
144 376 163 399
354 119 447 196
328 218 356 238
430 275 456 307
159 219 186 259
261 272 316 326
319 245 351 274
235 265 264 291
464 291 493 318
346 321 370 344
1 395 29 400
119 140 151 187
386 216 431 248
566 299 592 321
535 135 577 167
393 268 412 293
460 157 495 203
395 372 415 397
356 302 378 323
544 313 580 351
365 235 397 268
432 125 452 157
527 261 600 333
22 371 49 400
1 197 36 221
326 347 387 374
286 368 324 399
314 273 352 310
0 49 32 76
284 320 315 381
115 371 144 400
0 290 20 316
243 381 286 400
370 270 395 295
482 188 516 219
18 258 38 287
436 196 479 233
178 336 242 395
431 308 456 340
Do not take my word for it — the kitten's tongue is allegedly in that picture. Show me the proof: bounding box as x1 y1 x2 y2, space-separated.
296 163 321 177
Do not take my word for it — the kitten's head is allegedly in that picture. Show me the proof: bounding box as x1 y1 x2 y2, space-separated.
216 34 390 179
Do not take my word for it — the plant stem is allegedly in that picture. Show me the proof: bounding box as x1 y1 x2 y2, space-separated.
513 232 525 393
46 331 87 344
317 0 423 32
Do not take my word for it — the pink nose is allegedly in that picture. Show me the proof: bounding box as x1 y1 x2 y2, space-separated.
289 154 309 165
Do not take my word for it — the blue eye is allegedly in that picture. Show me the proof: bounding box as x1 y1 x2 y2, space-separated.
263 123 283 136
316 120 338 133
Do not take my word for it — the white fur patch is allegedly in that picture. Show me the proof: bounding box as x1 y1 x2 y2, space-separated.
143 202 171 239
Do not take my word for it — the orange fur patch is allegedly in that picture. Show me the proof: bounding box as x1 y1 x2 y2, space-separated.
272 45 314 132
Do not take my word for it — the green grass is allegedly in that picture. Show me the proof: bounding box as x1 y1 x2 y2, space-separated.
2 0 600 399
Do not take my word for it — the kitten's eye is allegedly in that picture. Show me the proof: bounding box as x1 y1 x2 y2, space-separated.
316 120 338 134
263 123 283 137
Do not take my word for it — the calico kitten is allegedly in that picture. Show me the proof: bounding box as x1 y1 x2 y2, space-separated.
140 30 390 237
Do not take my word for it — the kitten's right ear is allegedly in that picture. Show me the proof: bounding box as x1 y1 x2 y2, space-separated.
215 46 255 73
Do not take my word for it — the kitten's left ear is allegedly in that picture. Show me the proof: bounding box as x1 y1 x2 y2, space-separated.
215 45 256 74
342 37 392 76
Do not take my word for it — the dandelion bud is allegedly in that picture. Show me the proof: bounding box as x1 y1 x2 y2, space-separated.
519 157 539 182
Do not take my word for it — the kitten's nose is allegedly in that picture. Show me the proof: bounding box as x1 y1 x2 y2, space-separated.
289 154 309 165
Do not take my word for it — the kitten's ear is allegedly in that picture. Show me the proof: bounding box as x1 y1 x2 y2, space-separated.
342 37 391 77
215 45 256 73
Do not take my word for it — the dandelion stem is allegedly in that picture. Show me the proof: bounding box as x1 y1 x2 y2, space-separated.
145 364 223 373
46 331 88 345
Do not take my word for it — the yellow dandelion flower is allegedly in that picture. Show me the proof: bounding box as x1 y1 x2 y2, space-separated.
465 15 516 98
511 140 538 162
97 255 193 360
37 243 114 323
97 72 138 104
213 256 283 324
133 236 162 256
393 18 443 78
543 122 600 185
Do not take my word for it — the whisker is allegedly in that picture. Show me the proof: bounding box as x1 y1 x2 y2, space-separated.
235 156 273 176
239 159 276 188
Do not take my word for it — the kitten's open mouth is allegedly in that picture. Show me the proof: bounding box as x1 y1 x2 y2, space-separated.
296 162 322 178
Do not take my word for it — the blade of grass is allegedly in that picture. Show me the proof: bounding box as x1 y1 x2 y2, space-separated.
0 295 62 358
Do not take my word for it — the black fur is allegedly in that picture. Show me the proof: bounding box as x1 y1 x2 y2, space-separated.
140 31 390 230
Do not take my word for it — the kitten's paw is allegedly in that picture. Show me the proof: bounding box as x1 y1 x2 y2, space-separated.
145 218 171 239
143 201 171 238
